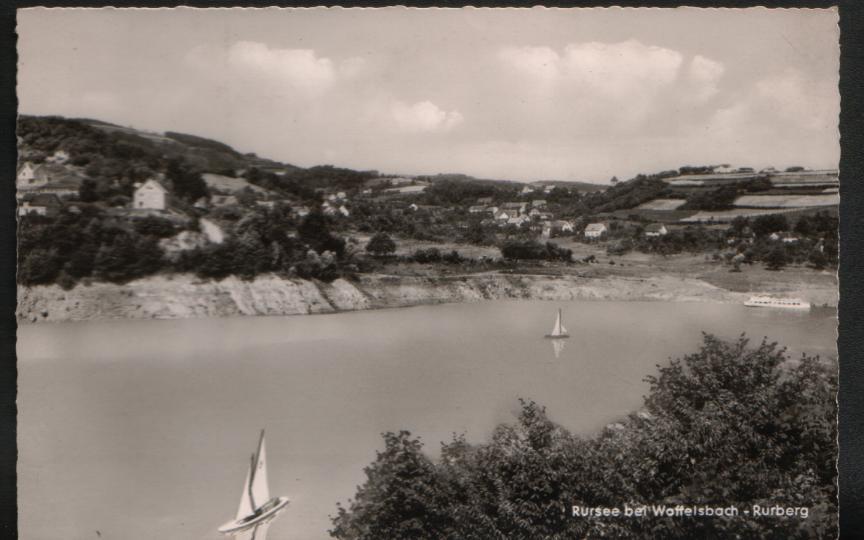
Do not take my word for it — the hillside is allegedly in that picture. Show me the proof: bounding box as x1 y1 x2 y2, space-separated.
15 115 838 294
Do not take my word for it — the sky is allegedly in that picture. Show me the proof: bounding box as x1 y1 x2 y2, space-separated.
17 7 840 183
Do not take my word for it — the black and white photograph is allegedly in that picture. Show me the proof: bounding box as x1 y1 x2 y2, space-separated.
15 7 839 539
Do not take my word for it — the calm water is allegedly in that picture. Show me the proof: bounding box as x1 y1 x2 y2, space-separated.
17 301 836 540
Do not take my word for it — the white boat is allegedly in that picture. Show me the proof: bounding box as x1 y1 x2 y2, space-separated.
744 296 811 310
544 308 570 339
218 430 290 535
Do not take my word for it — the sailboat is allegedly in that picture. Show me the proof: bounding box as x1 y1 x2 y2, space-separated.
218 430 291 535
544 308 570 339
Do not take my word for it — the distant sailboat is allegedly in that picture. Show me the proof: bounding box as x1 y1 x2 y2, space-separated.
218 430 290 535
544 308 570 339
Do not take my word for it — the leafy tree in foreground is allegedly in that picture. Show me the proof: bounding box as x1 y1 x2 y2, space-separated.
331 334 836 540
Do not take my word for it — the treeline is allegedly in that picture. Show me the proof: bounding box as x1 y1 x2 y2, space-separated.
17 207 357 287
500 240 573 262
421 178 520 206
330 334 836 539
603 212 838 270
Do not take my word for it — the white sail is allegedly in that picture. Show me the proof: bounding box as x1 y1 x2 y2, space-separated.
250 431 270 510
235 460 254 520
551 310 565 336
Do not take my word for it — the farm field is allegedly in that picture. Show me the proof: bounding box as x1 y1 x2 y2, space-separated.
635 198 686 211
680 207 803 223
733 193 839 208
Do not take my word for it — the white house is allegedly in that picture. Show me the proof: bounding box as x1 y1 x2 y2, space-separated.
291 205 311 218
769 232 799 243
531 199 547 208
520 186 535 195
552 220 575 233
46 150 70 164
468 205 488 214
501 202 528 215
494 209 512 221
584 222 608 238
199 218 226 244
644 224 668 237
16 162 37 186
133 179 168 210
507 215 531 227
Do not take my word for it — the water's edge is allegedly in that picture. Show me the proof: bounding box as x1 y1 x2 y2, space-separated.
16 272 780 324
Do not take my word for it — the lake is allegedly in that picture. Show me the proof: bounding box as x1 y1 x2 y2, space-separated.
17 300 837 540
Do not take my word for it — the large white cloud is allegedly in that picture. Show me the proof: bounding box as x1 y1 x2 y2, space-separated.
389 100 464 133
500 40 683 96
186 41 364 97
497 40 699 133
687 55 725 102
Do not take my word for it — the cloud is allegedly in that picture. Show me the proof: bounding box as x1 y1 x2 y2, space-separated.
186 41 365 97
500 40 683 97
754 69 838 131
697 68 839 168
225 41 336 93
496 40 688 132
560 40 683 97
687 55 725 102
498 46 560 85
389 100 464 133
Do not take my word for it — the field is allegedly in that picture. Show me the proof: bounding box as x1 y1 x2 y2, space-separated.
384 185 428 194
733 194 839 208
635 198 686 211
680 208 803 223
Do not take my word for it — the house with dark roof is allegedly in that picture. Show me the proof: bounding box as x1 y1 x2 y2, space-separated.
18 193 62 217
644 223 668 237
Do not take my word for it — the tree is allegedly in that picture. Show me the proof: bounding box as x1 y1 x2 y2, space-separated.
365 233 396 257
808 249 829 270
752 214 789 237
331 335 837 539
165 158 208 203
330 431 451 539
299 212 346 256
764 246 788 271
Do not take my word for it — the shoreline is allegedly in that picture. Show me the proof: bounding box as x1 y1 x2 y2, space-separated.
16 269 837 324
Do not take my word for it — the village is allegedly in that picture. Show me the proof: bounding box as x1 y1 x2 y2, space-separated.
14 116 839 292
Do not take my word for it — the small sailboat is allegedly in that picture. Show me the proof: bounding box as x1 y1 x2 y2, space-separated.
544 308 570 339
218 430 290 535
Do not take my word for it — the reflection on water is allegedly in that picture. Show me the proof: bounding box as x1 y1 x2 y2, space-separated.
231 519 271 540
550 338 566 359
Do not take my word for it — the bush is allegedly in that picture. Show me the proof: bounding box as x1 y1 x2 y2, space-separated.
501 241 572 262
412 247 441 263
365 233 396 257
764 246 788 271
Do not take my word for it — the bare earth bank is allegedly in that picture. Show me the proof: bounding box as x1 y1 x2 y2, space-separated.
16 270 837 324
